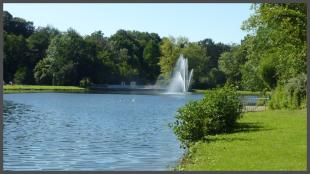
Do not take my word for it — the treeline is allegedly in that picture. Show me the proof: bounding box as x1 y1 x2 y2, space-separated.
3 3 307 109
218 3 307 109
3 11 230 89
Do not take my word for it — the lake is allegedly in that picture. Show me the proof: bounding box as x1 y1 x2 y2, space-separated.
3 92 203 171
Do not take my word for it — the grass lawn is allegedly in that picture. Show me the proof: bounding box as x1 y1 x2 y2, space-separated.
3 85 86 93
177 109 307 171
193 89 271 96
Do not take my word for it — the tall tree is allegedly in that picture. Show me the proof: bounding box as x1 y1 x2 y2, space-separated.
242 3 307 87
158 37 181 80
3 11 34 37
143 40 161 82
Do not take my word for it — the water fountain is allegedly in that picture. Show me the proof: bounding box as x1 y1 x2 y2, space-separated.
91 54 193 94
166 54 194 93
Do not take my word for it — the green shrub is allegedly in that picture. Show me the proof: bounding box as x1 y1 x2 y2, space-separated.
171 85 243 148
269 73 307 110
269 86 287 109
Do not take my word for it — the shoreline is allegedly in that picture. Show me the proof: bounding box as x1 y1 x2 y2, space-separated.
3 85 268 96
193 89 271 96
3 85 86 94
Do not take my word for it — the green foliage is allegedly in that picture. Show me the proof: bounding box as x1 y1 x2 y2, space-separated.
182 43 209 87
171 100 205 148
143 40 160 82
34 29 98 85
13 67 31 84
269 73 307 109
207 68 226 88
4 10 231 88
219 44 247 88
214 3 307 94
109 29 161 84
241 59 267 91
256 98 268 106
3 11 34 37
158 37 181 79
242 3 306 88
258 56 278 89
160 37 230 89
34 57 54 84
4 5 306 92
27 26 60 64
3 11 60 84
172 86 243 148
268 86 288 109
197 39 230 88
4 33 28 83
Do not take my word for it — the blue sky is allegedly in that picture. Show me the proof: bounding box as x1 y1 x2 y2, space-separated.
4 3 253 44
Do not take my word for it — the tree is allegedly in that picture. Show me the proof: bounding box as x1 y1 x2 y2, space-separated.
242 3 306 85
118 48 139 82
196 38 231 88
198 38 230 69
34 57 54 85
158 37 181 79
13 67 32 84
143 40 160 82
85 31 118 83
181 43 209 88
3 11 34 37
3 33 29 83
34 29 97 85
109 29 161 84
218 45 246 87
27 26 60 64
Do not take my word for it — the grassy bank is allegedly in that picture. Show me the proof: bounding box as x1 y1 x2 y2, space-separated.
3 85 86 94
177 110 307 171
193 89 270 96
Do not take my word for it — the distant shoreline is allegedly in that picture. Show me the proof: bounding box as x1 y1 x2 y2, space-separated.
3 85 269 96
3 85 86 94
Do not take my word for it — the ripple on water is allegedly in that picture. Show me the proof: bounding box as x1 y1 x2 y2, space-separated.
3 93 203 170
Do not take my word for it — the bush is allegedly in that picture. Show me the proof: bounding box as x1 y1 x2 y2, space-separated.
171 85 243 148
268 86 287 109
269 73 307 110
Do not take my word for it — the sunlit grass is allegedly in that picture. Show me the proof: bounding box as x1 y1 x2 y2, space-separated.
177 110 307 171
3 85 85 93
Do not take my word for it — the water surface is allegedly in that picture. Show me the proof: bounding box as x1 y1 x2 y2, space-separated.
4 92 202 171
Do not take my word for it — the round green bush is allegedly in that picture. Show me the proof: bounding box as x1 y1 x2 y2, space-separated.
269 73 307 110
171 85 243 148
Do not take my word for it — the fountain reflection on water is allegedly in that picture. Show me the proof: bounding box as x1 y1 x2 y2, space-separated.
166 54 194 94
